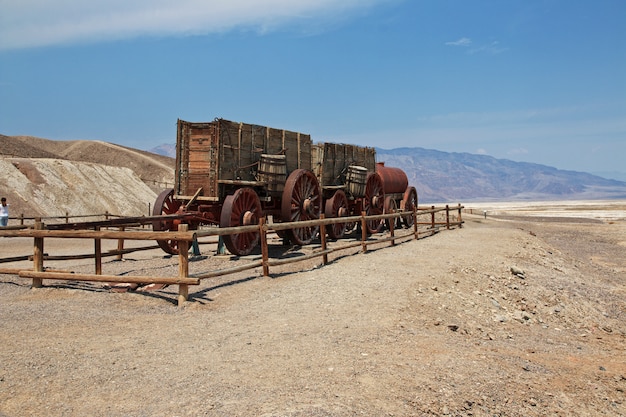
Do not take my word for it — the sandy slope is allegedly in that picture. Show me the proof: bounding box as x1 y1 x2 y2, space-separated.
0 135 174 217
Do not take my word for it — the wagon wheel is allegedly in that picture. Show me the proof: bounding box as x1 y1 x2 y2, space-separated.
364 172 384 234
220 187 262 256
384 196 399 230
152 188 183 255
281 169 322 246
400 186 418 228
325 189 349 240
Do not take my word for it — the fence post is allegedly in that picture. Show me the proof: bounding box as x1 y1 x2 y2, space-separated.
431 206 435 235
260 218 270 277
457 203 463 227
20 213 24 226
65 211 69 223
116 227 125 261
94 226 102 275
32 218 44 288
361 211 368 253
446 205 450 230
389 212 395 246
177 224 190 306
413 207 419 240
320 214 328 265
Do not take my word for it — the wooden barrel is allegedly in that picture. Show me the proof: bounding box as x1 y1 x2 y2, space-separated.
346 165 368 197
258 154 287 193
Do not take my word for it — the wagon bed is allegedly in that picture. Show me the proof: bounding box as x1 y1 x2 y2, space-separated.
175 119 312 201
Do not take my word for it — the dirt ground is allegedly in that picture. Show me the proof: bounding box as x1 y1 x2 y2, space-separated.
1 203 625 417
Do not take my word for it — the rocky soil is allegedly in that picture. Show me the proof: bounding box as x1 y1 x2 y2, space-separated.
1 205 625 417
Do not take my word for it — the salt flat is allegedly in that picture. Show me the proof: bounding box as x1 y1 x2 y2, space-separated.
464 199 626 221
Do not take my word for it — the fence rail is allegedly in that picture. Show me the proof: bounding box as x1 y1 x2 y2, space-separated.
0 204 464 306
6 211 127 226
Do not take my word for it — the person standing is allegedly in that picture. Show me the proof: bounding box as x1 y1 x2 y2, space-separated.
0 197 8 227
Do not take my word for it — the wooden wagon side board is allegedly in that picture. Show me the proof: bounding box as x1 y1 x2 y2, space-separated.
176 120 220 199
192 119 314 189
176 118 313 200
312 142 376 188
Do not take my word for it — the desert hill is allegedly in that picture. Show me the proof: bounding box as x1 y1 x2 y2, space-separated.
0 134 174 218
2 135 174 187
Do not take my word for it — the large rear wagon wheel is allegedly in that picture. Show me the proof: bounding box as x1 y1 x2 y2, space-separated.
220 188 262 256
384 195 399 230
400 186 418 228
152 188 183 255
364 173 384 234
325 189 349 240
281 169 322 246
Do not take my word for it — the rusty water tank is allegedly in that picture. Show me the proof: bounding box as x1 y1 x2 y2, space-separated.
376 162 408 194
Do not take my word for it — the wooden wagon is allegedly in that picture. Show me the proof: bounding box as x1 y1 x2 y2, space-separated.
152 118 322 256
312 143 417 238
152 118 417 256
312 142 383 237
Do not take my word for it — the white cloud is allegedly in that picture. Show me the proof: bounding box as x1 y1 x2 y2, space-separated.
445 37 472 47
468 41 509 55
445 37 508 54
506 147 529 156
0 0 391 50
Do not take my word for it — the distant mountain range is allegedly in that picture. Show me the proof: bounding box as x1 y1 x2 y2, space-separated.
150 143 626 203
374 148 626 203
149 143 176 159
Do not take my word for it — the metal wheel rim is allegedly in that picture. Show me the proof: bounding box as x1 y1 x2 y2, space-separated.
325 190 348 240
401 187 418 228
364 173 384 234
152 188 183 255
384 196 398 230
281 169 322 245
220 187 261 256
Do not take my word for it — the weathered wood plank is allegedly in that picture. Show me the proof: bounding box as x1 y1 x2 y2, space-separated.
18 271 200 285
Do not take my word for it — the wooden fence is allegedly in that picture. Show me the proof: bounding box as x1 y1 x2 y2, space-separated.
0 204 464 306
6 211 128 227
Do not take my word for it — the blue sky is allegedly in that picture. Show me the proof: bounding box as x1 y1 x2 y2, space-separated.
1 0 625 178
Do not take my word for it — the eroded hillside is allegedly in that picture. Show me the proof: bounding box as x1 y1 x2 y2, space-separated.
0 135 175 218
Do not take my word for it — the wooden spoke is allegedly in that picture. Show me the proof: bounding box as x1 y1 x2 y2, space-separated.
281 169 322 245
401 186 418 228
220 188 262 256
325 189 349 240
152 189 183 254
364 173 384 234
